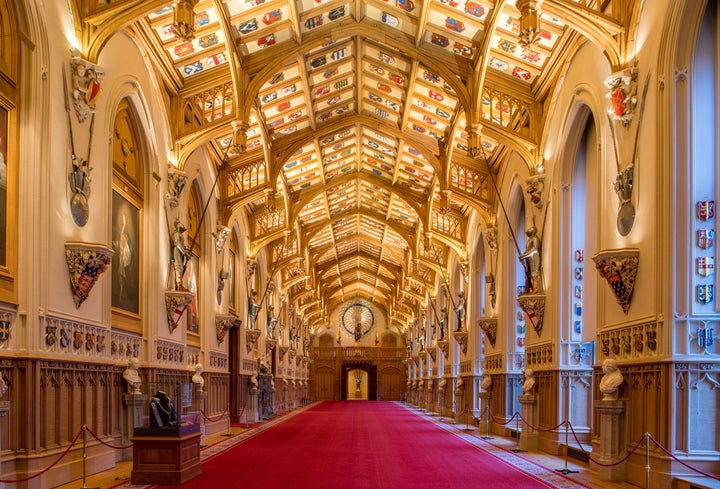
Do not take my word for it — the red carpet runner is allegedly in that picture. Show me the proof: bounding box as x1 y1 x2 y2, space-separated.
157 401 582 489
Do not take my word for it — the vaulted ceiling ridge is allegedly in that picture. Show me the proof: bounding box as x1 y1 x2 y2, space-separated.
287 170 428 223
301 208 415 247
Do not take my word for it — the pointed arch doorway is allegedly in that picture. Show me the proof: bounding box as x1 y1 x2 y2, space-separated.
341 362 377 400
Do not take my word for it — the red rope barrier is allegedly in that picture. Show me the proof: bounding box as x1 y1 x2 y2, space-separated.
0 428 84 483
647 433 720 481
516 413 565 433
471 405 489 424
85 426 133 450
477 405 718 479
487 408 519 426
567 420 646 467
201 405 229 423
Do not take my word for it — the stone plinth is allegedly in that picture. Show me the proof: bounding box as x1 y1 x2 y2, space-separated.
591 399 627 481
519 394 538 450
122 393 146 459
197 391 207 442
0 401 9 489
478 392 492 436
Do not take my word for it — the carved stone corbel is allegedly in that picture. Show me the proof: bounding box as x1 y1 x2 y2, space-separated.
246 329 261 353
279 346 289 360
64 242 114 308
165 166 187 209
437 340 449 360
592 249 639 314
477 318 497 348
453 331 468 354
604 65 639 126
428 346 437 363
265 338 278 358
215 314 239 345
526 174 545 213
165 290 194 334
214 224 231 254
69 57 104 123
517 294 546 335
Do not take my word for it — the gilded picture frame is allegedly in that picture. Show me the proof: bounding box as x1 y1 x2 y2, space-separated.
111 189 140 316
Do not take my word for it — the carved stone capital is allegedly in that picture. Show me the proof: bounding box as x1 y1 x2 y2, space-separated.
64 242 114 309
592 249 640 314
517 294 546 334
279 345 289 360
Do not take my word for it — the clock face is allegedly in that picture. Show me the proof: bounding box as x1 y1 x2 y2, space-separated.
341 302 375 339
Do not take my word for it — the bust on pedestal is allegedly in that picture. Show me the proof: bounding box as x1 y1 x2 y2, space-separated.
599 359 624 400
123 357 142 395
121 358 145 457
192 364 207 441
192 364 205 392
478 374 492 434
593 359 627 481
519 369 538 450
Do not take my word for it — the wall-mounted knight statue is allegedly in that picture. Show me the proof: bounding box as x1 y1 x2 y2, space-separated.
519 226 541 294
170 218 189 290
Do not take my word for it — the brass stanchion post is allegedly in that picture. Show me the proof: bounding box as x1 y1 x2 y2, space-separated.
81 426 100 489
222 404 233 437
510 414 526 453
645 433 651 489
482 406 494 440
555 420 578 474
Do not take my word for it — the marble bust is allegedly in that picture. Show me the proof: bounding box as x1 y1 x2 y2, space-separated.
599 358 624 400
522 368 536 394
481 374 492 392
122 357 142 395
192 363 205 391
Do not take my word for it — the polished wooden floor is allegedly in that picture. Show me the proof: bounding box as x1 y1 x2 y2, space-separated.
54 404 641 489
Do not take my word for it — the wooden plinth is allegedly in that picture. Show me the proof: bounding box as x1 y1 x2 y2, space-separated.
131 432 202 485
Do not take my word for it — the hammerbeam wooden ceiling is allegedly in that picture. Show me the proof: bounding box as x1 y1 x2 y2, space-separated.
74 0 628 330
